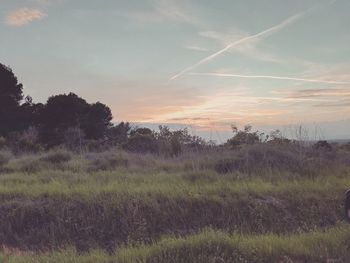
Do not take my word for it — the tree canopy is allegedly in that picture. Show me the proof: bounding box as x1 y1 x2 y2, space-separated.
0 64 24 136
0 63 113 146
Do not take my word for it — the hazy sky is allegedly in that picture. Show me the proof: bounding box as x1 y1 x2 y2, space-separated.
1 0 350 139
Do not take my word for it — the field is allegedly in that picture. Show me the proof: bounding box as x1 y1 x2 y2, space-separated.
0 143 350 262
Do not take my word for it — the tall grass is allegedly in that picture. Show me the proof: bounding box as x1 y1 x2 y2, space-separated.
0 170 346 250
0 144 349 255
5 224 350 263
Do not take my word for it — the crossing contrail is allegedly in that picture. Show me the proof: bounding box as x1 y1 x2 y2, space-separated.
169 12 304 81
189 72 350 85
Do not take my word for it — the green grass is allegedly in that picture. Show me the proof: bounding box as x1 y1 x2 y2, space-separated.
4 224 350 263
0 168 346 250
0 168 349 198
1 149 350 260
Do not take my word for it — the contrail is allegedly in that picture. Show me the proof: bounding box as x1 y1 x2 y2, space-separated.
169 12 304 81
189 72 350 85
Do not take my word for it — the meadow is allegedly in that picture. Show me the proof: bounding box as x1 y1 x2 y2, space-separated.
0 142 350 262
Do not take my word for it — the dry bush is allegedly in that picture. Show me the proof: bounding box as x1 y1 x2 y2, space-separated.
41 149 72 164
86 152 128 171
12 156 43 173
0 137 6 149
7 127 42 155
213 144 307 175
0 150 12 167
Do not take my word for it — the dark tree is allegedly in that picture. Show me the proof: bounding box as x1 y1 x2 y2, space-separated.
39 93 113 146
17 96 44 131
107 122 131 145
39 93 90 145
82 102 113 140
130 127 153 136
0 63 115 147
125 127 158 153
0 64 24 136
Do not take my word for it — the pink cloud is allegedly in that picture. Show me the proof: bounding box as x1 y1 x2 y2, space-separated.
6 8 47 26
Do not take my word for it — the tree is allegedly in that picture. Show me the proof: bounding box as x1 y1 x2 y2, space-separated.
82 102 113 140
0 63 24 136
106 122 131 145
157 126 206 156
17 96 44 131
39 93 89 145
125 127 158 153
226 125 263 147
268 129 291 145
39 93 113 146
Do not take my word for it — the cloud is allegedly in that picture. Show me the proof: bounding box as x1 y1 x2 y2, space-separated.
284 88 350 99
313 100 350 108
5 8 47 26
169 11 304 81
189 72 350 85
183 45 209 52
151 0 200 26
198 30 282 63
124 0 201 27
277 88 350 110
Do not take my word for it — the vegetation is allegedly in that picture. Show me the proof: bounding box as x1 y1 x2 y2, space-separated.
1 63 350 262
0 145 349 261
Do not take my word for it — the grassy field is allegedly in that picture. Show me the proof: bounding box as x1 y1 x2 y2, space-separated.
0 145 350 262
3 225 350 263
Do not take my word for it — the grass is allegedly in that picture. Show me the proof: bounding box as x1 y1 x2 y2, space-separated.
0 167 349 197
0 168 347 250
4 224 350 263
0 146 350 261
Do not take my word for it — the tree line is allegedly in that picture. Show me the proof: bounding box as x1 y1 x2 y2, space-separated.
0 63 205 155
1 63 336 156
0 63 112 145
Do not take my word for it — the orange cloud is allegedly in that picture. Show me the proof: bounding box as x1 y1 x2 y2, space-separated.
6 8 47 26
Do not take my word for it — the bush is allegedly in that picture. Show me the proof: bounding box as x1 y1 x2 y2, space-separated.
41 150 72 164
0 137 6 149
214 157 245 174
214 144 304 174
313 140 332 152
87 152 128 171
13 156 43 173
124 134 158 154
6 127 42 154
63 127 85 152
0 150 12 167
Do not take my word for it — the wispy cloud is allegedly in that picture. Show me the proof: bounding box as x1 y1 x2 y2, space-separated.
151 0 200 26
189 72 350 85
283 88 350 99
5 8 47 26
313 100 350 108
183 45 209 52
125 0 201 27
198 30 282 63
169 12 304 81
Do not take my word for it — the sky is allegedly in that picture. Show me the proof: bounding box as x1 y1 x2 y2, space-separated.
0 0 350 141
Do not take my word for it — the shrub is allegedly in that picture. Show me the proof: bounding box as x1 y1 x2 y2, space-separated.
0 150 12 167
313 140 332 152
87 152 128 171
13 156 43 173
6 127 42 154
214 157 245 174
0 137 6 149
41 150 72 164
214 144 304 174
63 127 85 152
124 134 158 154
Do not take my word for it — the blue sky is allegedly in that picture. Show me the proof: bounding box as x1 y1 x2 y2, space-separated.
0 0 350 140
